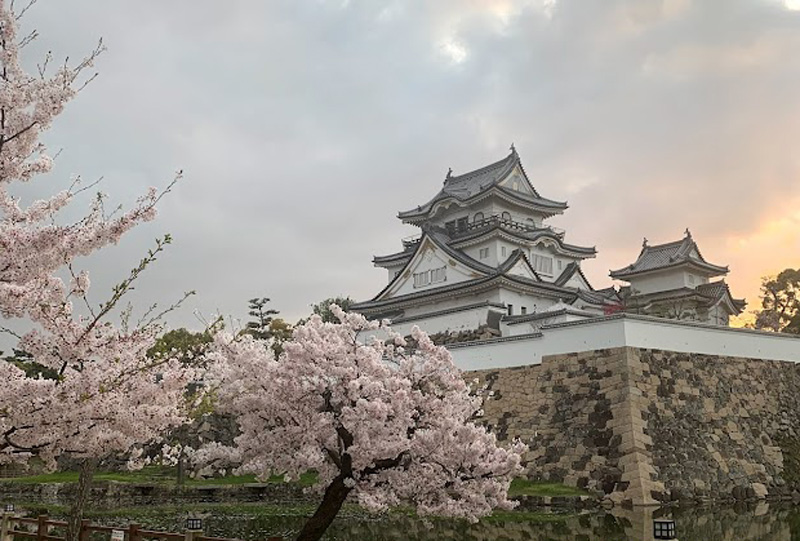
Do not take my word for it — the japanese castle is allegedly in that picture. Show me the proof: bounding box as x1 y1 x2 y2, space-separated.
352 147 745 338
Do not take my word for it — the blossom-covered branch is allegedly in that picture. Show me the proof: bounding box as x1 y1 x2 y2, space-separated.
0 0 193 470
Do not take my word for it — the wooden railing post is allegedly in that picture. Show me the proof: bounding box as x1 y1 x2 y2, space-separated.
128 523 141 541
0 510 13 541
36 515 48 541
78 519 91 541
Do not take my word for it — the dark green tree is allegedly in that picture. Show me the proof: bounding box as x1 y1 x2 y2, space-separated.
147 327 213 366
310 296 354 323
2 348 58 380
267 317 293 359
243 297 279 341
753 268 800 334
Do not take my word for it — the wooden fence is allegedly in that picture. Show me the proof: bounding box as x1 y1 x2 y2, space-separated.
0 513 282 541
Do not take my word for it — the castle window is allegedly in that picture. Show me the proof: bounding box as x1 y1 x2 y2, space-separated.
445 220 455 234
413 271 431 288
474 212 484 223
501 211 511 222
507 304 513 316
456 217 468 232
521 306 527 315
479 247 489 259
532 254 554 275
501 246 507 258
413 267 447 288
512 180 520 191
557 260 563 270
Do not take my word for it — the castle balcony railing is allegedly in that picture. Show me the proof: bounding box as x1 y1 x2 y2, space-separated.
448 216 565 238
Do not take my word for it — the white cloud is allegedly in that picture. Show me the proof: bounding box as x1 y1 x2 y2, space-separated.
439 37 469 64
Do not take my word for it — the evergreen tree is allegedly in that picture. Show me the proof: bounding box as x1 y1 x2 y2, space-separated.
242 297 279 341
753 268 800 334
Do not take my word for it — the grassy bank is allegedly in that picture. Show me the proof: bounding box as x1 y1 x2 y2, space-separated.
1 469 591 500
0 467 317 487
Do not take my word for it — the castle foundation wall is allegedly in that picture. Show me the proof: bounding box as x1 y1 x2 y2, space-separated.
469 346 800 506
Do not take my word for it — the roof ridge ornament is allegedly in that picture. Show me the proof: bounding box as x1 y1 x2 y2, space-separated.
510 142 517 155
685 227 692 238
642 237 648 248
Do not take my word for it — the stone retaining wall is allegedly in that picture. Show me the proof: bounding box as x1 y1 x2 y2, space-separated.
470 346 800 506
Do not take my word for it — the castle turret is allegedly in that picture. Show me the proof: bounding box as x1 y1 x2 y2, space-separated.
610 230 745 325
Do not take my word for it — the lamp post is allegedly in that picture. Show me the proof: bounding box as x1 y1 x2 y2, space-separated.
184 518 203 541
653 519 677 540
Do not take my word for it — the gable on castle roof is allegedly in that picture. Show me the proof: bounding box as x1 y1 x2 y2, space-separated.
610 230 729 279
498 249 543 282
555 261 594 290
696 281 747 313
397 148 567 222
363 230 491 304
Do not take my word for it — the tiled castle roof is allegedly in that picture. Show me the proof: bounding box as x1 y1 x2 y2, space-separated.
609 231 729 279
397 148 567 221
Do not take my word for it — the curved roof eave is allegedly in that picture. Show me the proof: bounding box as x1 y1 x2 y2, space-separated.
450 226 596 257
353 268 583 313
610 259 729 280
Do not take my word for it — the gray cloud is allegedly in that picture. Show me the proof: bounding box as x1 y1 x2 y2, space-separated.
9 0 800 333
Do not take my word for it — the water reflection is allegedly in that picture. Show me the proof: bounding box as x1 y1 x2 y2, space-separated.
189 503 800 541
33 502 800 541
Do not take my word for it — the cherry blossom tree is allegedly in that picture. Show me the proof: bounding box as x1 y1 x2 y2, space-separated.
0 2 193 538
200 307 526 541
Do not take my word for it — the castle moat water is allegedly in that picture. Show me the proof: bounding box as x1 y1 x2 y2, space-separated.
20 502 800 541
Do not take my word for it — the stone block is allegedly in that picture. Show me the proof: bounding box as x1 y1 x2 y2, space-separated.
751 483 768 499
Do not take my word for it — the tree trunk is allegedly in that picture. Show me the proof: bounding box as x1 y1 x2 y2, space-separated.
294 476 352 541
176 454 185 487
66 459 96 541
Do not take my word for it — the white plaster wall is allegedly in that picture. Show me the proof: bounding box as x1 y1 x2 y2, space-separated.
447 315 800 370
501 311 589 336
383 261 406 283
497 287 557 317
463 239 499 267
619 317 800 361
628 270 693 294
402 293 501 318
388 307 492 336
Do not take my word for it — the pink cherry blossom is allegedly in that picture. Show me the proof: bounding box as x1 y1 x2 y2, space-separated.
200 306 526 541
0 0 192 470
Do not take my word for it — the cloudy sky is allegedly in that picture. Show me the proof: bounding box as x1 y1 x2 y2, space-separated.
12 0 800 331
